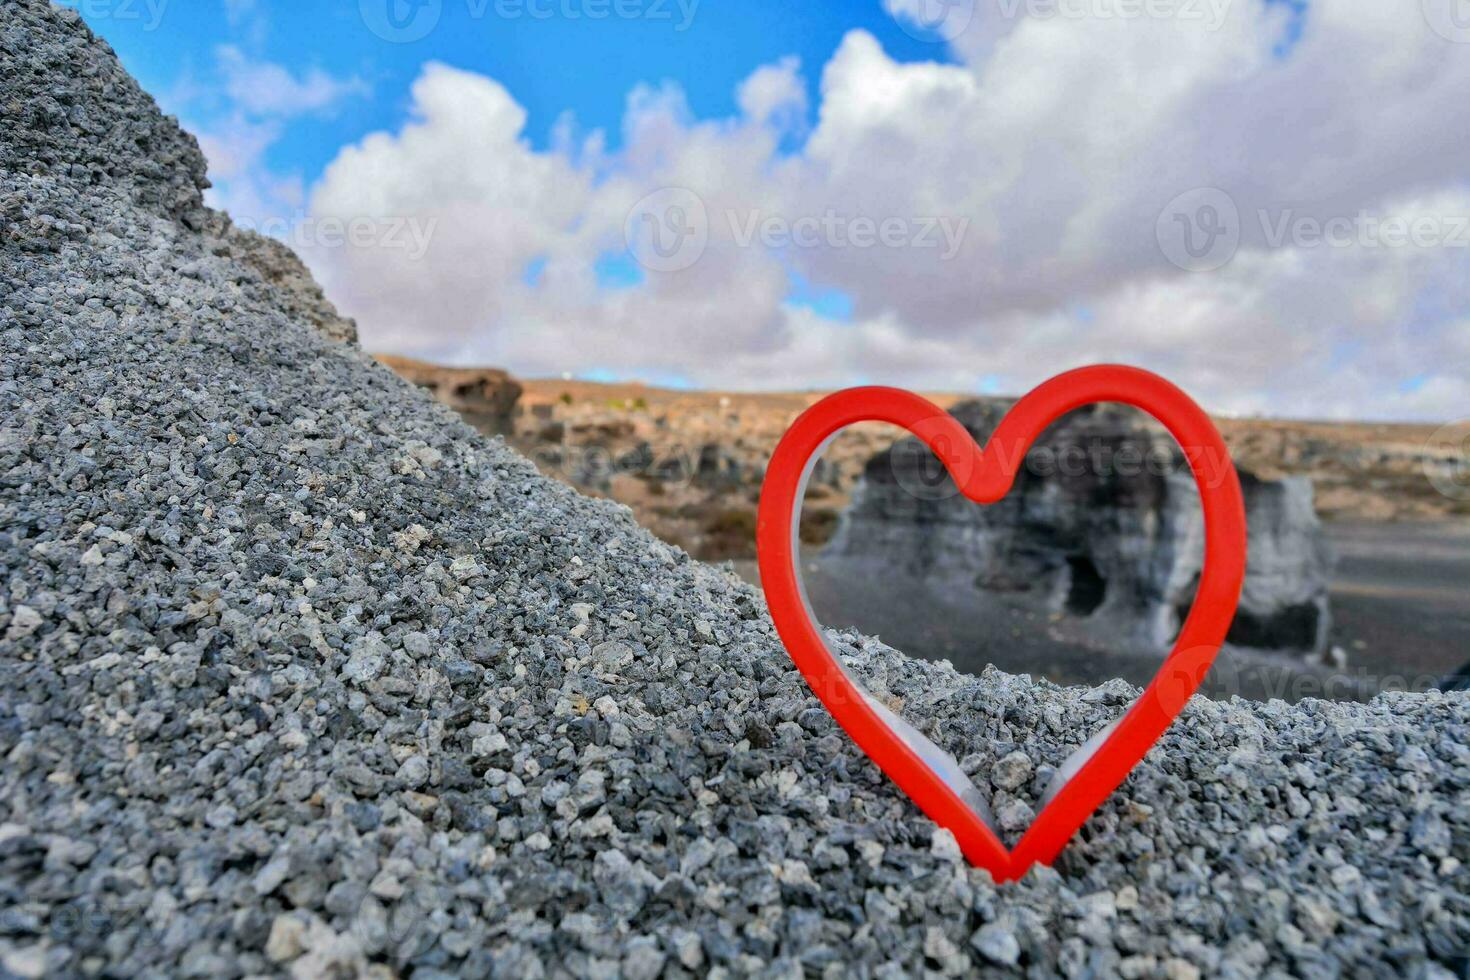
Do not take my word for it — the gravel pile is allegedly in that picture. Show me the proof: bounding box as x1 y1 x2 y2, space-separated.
2 3 1468 977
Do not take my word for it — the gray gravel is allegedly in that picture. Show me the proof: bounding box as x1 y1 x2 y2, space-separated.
3 2 1470 977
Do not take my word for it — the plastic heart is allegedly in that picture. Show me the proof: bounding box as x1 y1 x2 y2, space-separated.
755 365 1247 880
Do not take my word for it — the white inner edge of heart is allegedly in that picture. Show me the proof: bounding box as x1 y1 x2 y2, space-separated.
792 433 1120 833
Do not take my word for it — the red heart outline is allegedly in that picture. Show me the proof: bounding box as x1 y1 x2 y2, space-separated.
756 365 1247 881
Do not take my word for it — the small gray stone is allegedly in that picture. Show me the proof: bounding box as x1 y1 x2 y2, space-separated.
593 849 650 919
971 922 1021 966
1410 811 1451 858
397 755 431 789
996 797 1035 833
991 750 1033 791
253 854 292 896
343 635 388 684
621 937 667 980
5 605 43 640
265 915 307 962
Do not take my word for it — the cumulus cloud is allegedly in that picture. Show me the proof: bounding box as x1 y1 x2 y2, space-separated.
176 46 368 233
301 1 1470 420
736 56 808 135
216 45 368 117
222 0 269 46
193 113 306 221
309 64 597 357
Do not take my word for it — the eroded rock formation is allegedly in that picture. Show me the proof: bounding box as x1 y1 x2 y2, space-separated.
826 401 1335 656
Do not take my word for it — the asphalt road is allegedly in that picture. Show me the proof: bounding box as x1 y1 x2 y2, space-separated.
735 520 1470 702
1325 520 1470 688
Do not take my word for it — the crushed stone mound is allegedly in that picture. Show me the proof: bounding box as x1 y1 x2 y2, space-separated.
1 3 1467 977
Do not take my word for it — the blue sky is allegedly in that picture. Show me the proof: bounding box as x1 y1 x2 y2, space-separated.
73 0 965 341
77 0 954 194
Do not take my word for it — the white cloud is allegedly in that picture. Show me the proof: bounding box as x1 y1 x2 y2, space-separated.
223 0 269 45
216 45 368 117
224 0 258 24
174 46 368 236
193 113 278 183
307 64 599 356
736 56 808 136
192 113 306 222
300 2 1470 420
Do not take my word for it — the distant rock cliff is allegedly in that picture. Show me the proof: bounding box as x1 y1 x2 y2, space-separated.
826 400 1334 657
375 354 523 435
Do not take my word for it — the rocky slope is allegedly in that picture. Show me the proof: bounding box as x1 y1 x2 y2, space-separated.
499 380 875 561
1 3 1468 977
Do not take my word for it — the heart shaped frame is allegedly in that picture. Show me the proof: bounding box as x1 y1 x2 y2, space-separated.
756 365 1247 881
